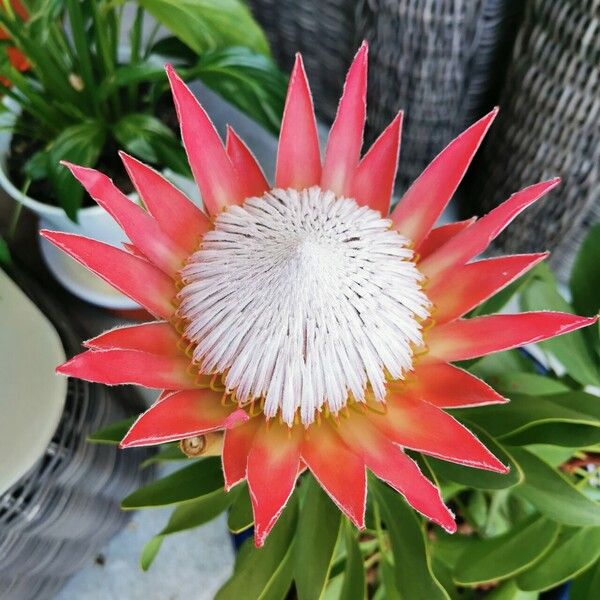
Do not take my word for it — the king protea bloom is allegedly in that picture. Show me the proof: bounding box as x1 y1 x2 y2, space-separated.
42 43 597 546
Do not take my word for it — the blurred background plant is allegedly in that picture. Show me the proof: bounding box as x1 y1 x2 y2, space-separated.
92 224 600 599
0 0 286 220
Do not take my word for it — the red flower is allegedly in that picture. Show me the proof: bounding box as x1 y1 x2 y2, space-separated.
42 44 597 547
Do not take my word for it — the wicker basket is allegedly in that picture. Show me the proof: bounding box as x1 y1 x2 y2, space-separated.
466 0 600 281
247 0 359 124
0 270 153 600
357 0 523 194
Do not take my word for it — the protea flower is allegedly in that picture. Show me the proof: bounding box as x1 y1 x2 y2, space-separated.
42 43 597 547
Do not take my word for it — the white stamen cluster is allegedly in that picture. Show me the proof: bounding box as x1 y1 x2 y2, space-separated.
179 187 430 425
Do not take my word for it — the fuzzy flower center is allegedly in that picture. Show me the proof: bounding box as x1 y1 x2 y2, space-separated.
179 187 430 425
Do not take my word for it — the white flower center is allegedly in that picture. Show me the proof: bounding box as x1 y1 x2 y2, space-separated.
179 187 430 425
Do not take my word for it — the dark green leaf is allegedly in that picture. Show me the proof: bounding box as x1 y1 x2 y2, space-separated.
453 515 559 585
150 36 197 62
215 493 298 600
87 417 135 444
122 457 223 509
455 392 600 441
111 113 189 175
509 447 600 526
46 121 106 220
570 557 600 600
339 522 365 600
372 479 450 600
505 423 600 448
517 526 600 592
0 236 11 266
138 0 270 56
379 558 402 600
99 63 166 99
295 476 341 600
227 483 253 533
428 424 522 489
141 443 186 467
196 47 286 135
570 223 600 317
520 274 600 386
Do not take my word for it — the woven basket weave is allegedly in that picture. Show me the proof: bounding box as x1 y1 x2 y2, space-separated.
0 270 153 600
467 0 600 280
247 0 359 124
357 0 522 194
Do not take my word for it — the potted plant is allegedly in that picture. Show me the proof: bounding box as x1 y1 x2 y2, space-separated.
0 0 285 308
44 44 600 597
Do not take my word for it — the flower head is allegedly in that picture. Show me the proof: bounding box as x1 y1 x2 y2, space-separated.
42 43 598 546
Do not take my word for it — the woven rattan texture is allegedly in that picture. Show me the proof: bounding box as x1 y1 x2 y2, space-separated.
0 272 153 600
468 0 600 280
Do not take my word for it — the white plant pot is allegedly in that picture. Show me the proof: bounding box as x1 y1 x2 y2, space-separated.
0 116 199 310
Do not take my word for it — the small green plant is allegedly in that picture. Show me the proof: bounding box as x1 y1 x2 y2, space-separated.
0 0 285 219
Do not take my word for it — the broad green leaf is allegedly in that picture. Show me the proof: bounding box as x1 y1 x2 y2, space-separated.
453 515 559 585
321 573 345 600
122 457 223 509
486 580 538 600
99 63 166 99
509 447 600 527
215 493 298 600
160 488 231 536
428 424 522 489
487 372 570 396
45 121 106 220
467 349 536 381
227 483 253 533
295 476 342 600
431 532 478 570
505 423 600 448
570 223 600 318
140 535 164 571
87 417 135 444
372 479 450 600
517 526 600 592
339 521 365 600
112 113 190 176
521 276 600 386
570 557 600 600
138 0 270 56
379 558 403 600
455 392 600 441
140 487 233 569
197 48 286 135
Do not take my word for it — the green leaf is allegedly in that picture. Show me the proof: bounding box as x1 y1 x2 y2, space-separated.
570 223 600 318
517 526 600 592
455 392 600 442
427 424 522 489
379 558 403 600
372 479 450 600
112 113 190 176
520 275 600 386
295 476 342 600
339 522 365 600
87 417 135 444
99 62 166 99
138 0 270 56
140 443 186 467
486 372 570 396
570 558 600 600
215 493 297 600
508 447 600 527
0 236 11 266
453 515 559 585
140 535 164 571
485 580 539 600
227 483 253 533
196 47 286 135
122 457 223 509
46 121 106 220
